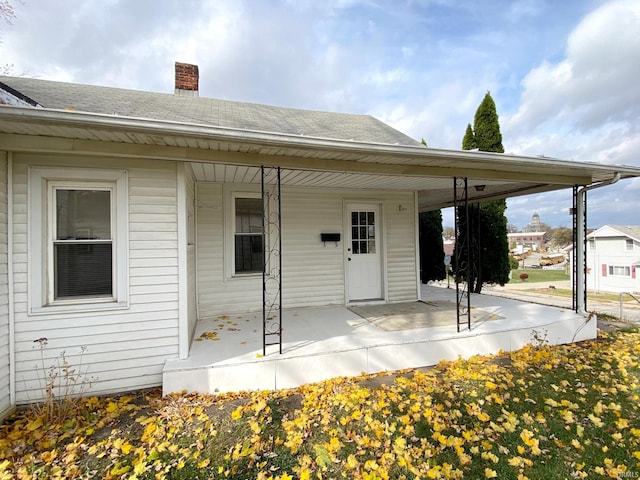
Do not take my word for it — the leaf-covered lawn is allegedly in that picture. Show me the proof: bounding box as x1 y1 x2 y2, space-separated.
2 328 639 479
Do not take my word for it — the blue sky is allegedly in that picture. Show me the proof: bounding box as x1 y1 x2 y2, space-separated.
2 0 639 230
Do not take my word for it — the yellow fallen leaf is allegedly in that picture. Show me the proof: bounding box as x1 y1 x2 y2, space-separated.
27 417 43 431
134 461 147 475
231 407 243 420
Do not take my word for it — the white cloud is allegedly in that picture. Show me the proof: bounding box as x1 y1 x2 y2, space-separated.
1 0 638 229
501 0 640 228
364 67 411 87
506 0 640 143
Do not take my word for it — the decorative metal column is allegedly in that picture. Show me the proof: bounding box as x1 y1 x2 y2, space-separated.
572 185 587 313
261 166 282 355
454 177 471 331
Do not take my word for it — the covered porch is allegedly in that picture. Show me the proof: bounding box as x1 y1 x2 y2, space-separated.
162 284 596 395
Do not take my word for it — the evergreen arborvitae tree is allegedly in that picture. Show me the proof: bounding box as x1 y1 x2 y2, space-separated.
462 124 477 150
456 92 511 293
417 137 445 283
419 210 446 283
473 93 504 153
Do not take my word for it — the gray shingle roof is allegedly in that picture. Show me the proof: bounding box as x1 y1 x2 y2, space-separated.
609 225 640 241
0 76 420 147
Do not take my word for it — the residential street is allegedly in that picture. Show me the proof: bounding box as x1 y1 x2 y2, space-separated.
481 280 640 323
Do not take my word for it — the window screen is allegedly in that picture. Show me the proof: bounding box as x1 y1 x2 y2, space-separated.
234 197 263 273
54 189 113 299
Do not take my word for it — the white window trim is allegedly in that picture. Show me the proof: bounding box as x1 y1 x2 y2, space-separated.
625 239 634 251
48 181 115 304
29 167 129 314
223 186 264 279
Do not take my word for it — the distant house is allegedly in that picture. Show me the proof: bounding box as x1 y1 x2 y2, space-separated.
507 231 547 251
584 225 640 293
0 63 638 417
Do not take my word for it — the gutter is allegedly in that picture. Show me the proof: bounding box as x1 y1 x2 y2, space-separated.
580 172 621 192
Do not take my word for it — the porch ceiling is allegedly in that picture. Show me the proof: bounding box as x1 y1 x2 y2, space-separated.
189 162 575 211
1 106 639 211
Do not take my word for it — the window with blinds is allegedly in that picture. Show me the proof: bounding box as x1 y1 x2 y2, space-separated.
53 188 114 299
234 197 263 274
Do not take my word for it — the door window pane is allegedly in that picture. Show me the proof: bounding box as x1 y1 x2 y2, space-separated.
351 210 376 255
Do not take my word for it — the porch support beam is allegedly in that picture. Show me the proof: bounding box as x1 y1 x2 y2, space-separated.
454 177 471 331
262 166 283 355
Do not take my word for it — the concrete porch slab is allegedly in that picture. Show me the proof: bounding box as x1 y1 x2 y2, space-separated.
162 285 597 395
348 300 504 331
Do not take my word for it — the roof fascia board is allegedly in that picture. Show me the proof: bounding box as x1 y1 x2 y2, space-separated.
0 132 593 185
2 106 639 179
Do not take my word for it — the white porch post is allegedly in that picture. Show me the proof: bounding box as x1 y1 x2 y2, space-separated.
575 173 621 315
177 162 189 359
576 187 586 314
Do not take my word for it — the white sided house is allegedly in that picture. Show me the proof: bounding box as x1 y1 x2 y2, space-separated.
585 225 640 293
0 63 639 417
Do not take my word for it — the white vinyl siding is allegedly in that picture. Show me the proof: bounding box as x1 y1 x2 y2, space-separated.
13 154 180 403
384 198 418 302
282 188 345 307
197 183 263 316
0 153 11 416
196 184 417 317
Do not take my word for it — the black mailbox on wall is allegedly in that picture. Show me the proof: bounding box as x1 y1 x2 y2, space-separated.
321 233 341 245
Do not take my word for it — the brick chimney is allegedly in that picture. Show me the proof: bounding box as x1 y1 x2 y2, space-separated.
175 62 199 96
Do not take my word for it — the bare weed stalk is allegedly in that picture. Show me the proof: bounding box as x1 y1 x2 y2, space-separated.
31 337 95 423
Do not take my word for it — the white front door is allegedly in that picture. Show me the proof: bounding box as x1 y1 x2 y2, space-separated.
346 203 383 301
